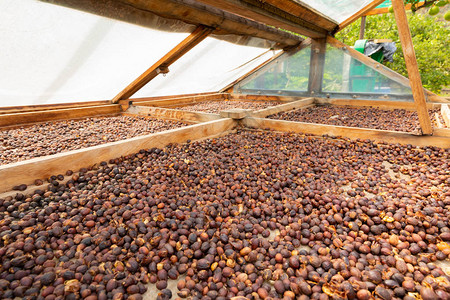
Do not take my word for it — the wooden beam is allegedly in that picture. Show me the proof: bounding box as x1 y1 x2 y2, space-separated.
308 38 327 95
434 128 450 137
262 0 337 30
0 119 236 193
0 100 111 115
126 105 222 123
193 0 330 38
251 98 315 118
125 93 227 108
45 0 302 49
327 36 411 88
230 94 310 103
112 26 213 103
359 16 366 40
326 37 446 104
365 2 425 16
243 117 450 148
338 0 386 31
222 39 313 93
0 105 121 128
392 0 432 135
115 0 303 48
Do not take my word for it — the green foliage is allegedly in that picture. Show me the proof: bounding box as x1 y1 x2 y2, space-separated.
336 13 450 93
404 0 448 13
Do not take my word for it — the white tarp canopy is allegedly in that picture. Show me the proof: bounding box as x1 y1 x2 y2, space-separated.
300 0 374 23
0 0 276 107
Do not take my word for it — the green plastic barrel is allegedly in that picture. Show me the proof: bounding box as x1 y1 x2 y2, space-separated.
350 40 384 92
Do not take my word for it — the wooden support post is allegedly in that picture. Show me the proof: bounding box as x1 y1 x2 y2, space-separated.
359 16 366 40
193 0 330 38
308 39 326 95
392 0 432 135
112 26 213 103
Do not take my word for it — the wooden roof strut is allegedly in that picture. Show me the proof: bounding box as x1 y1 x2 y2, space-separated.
391 0 432 135
112 25 213 103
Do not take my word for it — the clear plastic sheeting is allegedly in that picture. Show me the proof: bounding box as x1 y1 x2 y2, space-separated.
234 46 311 94
322 46 412 96
300 0 374 23
135 38 277 98
0 0 189 107
0 0 275 107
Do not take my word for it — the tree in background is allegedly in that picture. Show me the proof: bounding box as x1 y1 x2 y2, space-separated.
337 11 449 94
402 0 449 16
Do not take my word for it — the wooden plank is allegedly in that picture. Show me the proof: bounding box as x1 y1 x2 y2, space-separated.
251 98 315 118
0 105 121 128
115 0 303 48
230 94 311 103
314 98 438 111
0 100 111 115
262 0 337 30
359 16 366 40
365 2 425 16
219 109 253 119
434 128 450 137
222 39 313 93
326 37 447 104
46 0 302 49
129 93 226 103
193 0 329 38
327 37 412 88
392 0 432 135
426 92 450 103
338 0 385 31
112 26 213 103
0 119 236 193
308 39 327 95
126 105 222 123
125 93 226 108
442 104 450 127
243 117 450 148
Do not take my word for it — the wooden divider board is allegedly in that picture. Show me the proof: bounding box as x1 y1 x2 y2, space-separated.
243 117 450 148
433 128 450 138
0 105 121 128
126 93 227 106
251 97 314 118
0 100 112 115
126 105 222 123
0 119 236 193
230 94 306 103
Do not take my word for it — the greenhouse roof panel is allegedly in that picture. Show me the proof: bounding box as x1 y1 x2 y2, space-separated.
298 0 374 23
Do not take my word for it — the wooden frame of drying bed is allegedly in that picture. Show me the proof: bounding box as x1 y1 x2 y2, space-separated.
1 95 449 195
